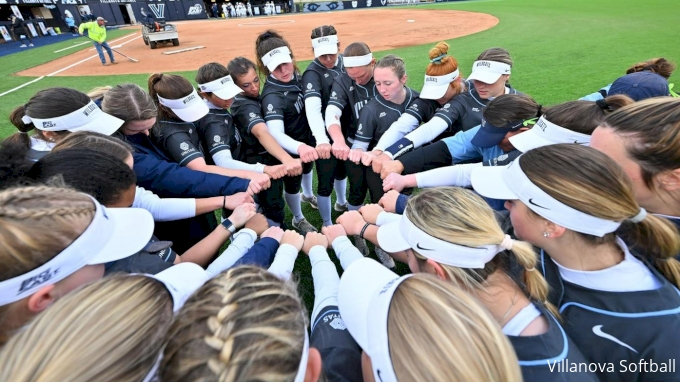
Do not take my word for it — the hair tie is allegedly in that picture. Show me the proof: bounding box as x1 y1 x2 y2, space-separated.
430 53 447 63
536 104 543 117
526 267 536 272
595 98 609 110
498 234 514 251
18 131 29 135
628 208 647 223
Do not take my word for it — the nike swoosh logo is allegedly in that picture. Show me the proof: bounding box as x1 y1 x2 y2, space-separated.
416 243 433 251
574 141 587 145
592 325 638 353
528 198 549 209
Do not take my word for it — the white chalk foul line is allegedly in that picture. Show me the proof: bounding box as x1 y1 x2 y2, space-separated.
0 34 142 98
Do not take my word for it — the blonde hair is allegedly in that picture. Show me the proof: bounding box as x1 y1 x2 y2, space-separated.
102 83 158 126
0 275 173 382
427 41 465 94
0 186 96 345
161 266 307 382
86 85 112 101
520 144 680 288
406 187 558 316
389 274 522 382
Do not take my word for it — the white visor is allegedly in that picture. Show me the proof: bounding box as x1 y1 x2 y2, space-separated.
198 75 244 101
158 89 209 122
509 115 591 153
377 209 502 268
343 53 373 68
467 60 511 84
261 46 293 72
22 100 124 135
150 262 211 312
0 195 154 306
471 158 622 237
312 35 338 57
339 258 410 382
420 69 459 100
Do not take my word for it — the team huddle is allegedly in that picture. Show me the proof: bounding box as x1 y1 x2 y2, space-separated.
1 23 680 382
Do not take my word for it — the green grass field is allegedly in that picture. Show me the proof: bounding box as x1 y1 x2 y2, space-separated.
1 0 679 312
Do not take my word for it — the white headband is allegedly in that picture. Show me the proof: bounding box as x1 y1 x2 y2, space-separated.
423 69 459 86
343 53 373 67
293 330 310 382
533 116 590 145
311 35 338 48
471 60 511 75
21 101 117 132
500 159 621 236
0 197 118 306
261 46 292 70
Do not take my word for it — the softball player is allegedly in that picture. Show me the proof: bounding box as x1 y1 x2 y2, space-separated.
303 25 348 227
147 73 271 194
367 41 465 173
373 187 597 382
581 57 676 101
378 47 523 169
8 87 124 161
472 144 680 382
256 30 318 233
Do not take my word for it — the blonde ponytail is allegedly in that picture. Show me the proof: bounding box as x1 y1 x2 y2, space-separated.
510 241 559 317
628 214 680 288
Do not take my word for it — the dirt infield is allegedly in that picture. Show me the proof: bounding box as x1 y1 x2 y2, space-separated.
19 9 497 77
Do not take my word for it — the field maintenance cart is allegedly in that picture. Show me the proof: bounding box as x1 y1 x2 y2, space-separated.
142 21 179 49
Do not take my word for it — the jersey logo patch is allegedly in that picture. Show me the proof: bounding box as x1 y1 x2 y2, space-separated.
357 124 363 132
324 73 329 78
411 104 418 110
180 142 190 151
188 128 193 134
329 317 347 330
307 83 313 90
267 104 274 112
331 91 337 98
472 107 480 112
592 325 638 353
349 86 354 91
284 91 289 96
214 135 221 143
443 103 450 109
379 112 387 118
249 112 256 118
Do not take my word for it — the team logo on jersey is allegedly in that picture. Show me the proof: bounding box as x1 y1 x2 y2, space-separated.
379 112 387 118
180 142 190 151
284 91 289 96
214 135 221 143
329 317 347 330
472 107 480 112
267 104 274 112
249 112 256 118
331 91 337 98
592 325 638 353
357 124 363 132
188 128 193 134
349 86 354 91
324 73 329 78
411 104 418 110
307 83 313 90
443 103 450 109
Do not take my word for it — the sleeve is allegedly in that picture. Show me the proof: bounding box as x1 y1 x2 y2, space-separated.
442 126 485 164
485 150 520 166
395 194 408 215
374 113 420 152
133 186 197 222
197 114 232 157
162 132 204 166
324 104 343 131
331 236 364 270
433 98 464 130
78 22 87 33
212 150 265 172
414 162 482 189
311 305 363 382
375 211 401 226
579 84 611 101
305 97 331 145
205 228 257 277
398 140 453 175
266 119 304 154
233 237 279 268
327 77 349 110
351 105 376 149
308 246 340 322
232 99 266 136
267 243 299 280
132 151 250 199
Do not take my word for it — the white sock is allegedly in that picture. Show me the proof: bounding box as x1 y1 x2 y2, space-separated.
334 178 347 205
318 196 332 226
285 192 304 222
301 171 314 198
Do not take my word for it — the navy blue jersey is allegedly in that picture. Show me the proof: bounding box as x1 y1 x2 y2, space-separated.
261 73 313 144
302 55 345 113
311 305 363 382
153 119 204 166
197 108 242 161
404 97 439 124
541 250 680 382
327 73 377 141
354 87 419 150
509 306 599 382
231 94 268 158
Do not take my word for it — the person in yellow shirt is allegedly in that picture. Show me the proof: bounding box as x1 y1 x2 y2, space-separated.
79 17 117 66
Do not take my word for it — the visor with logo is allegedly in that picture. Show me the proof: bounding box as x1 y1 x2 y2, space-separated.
158 89 209 122
312 35 338 57
0 195 154 306
261 46 293 72
471 157 622 237
198 75 244 101
509 115 591 153
21 100 124 135
420 69 459 100
467 60 511 84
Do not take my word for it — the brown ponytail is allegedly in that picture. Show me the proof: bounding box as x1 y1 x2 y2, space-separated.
626 58 676 79
147 73 193 121
6 105 34 148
